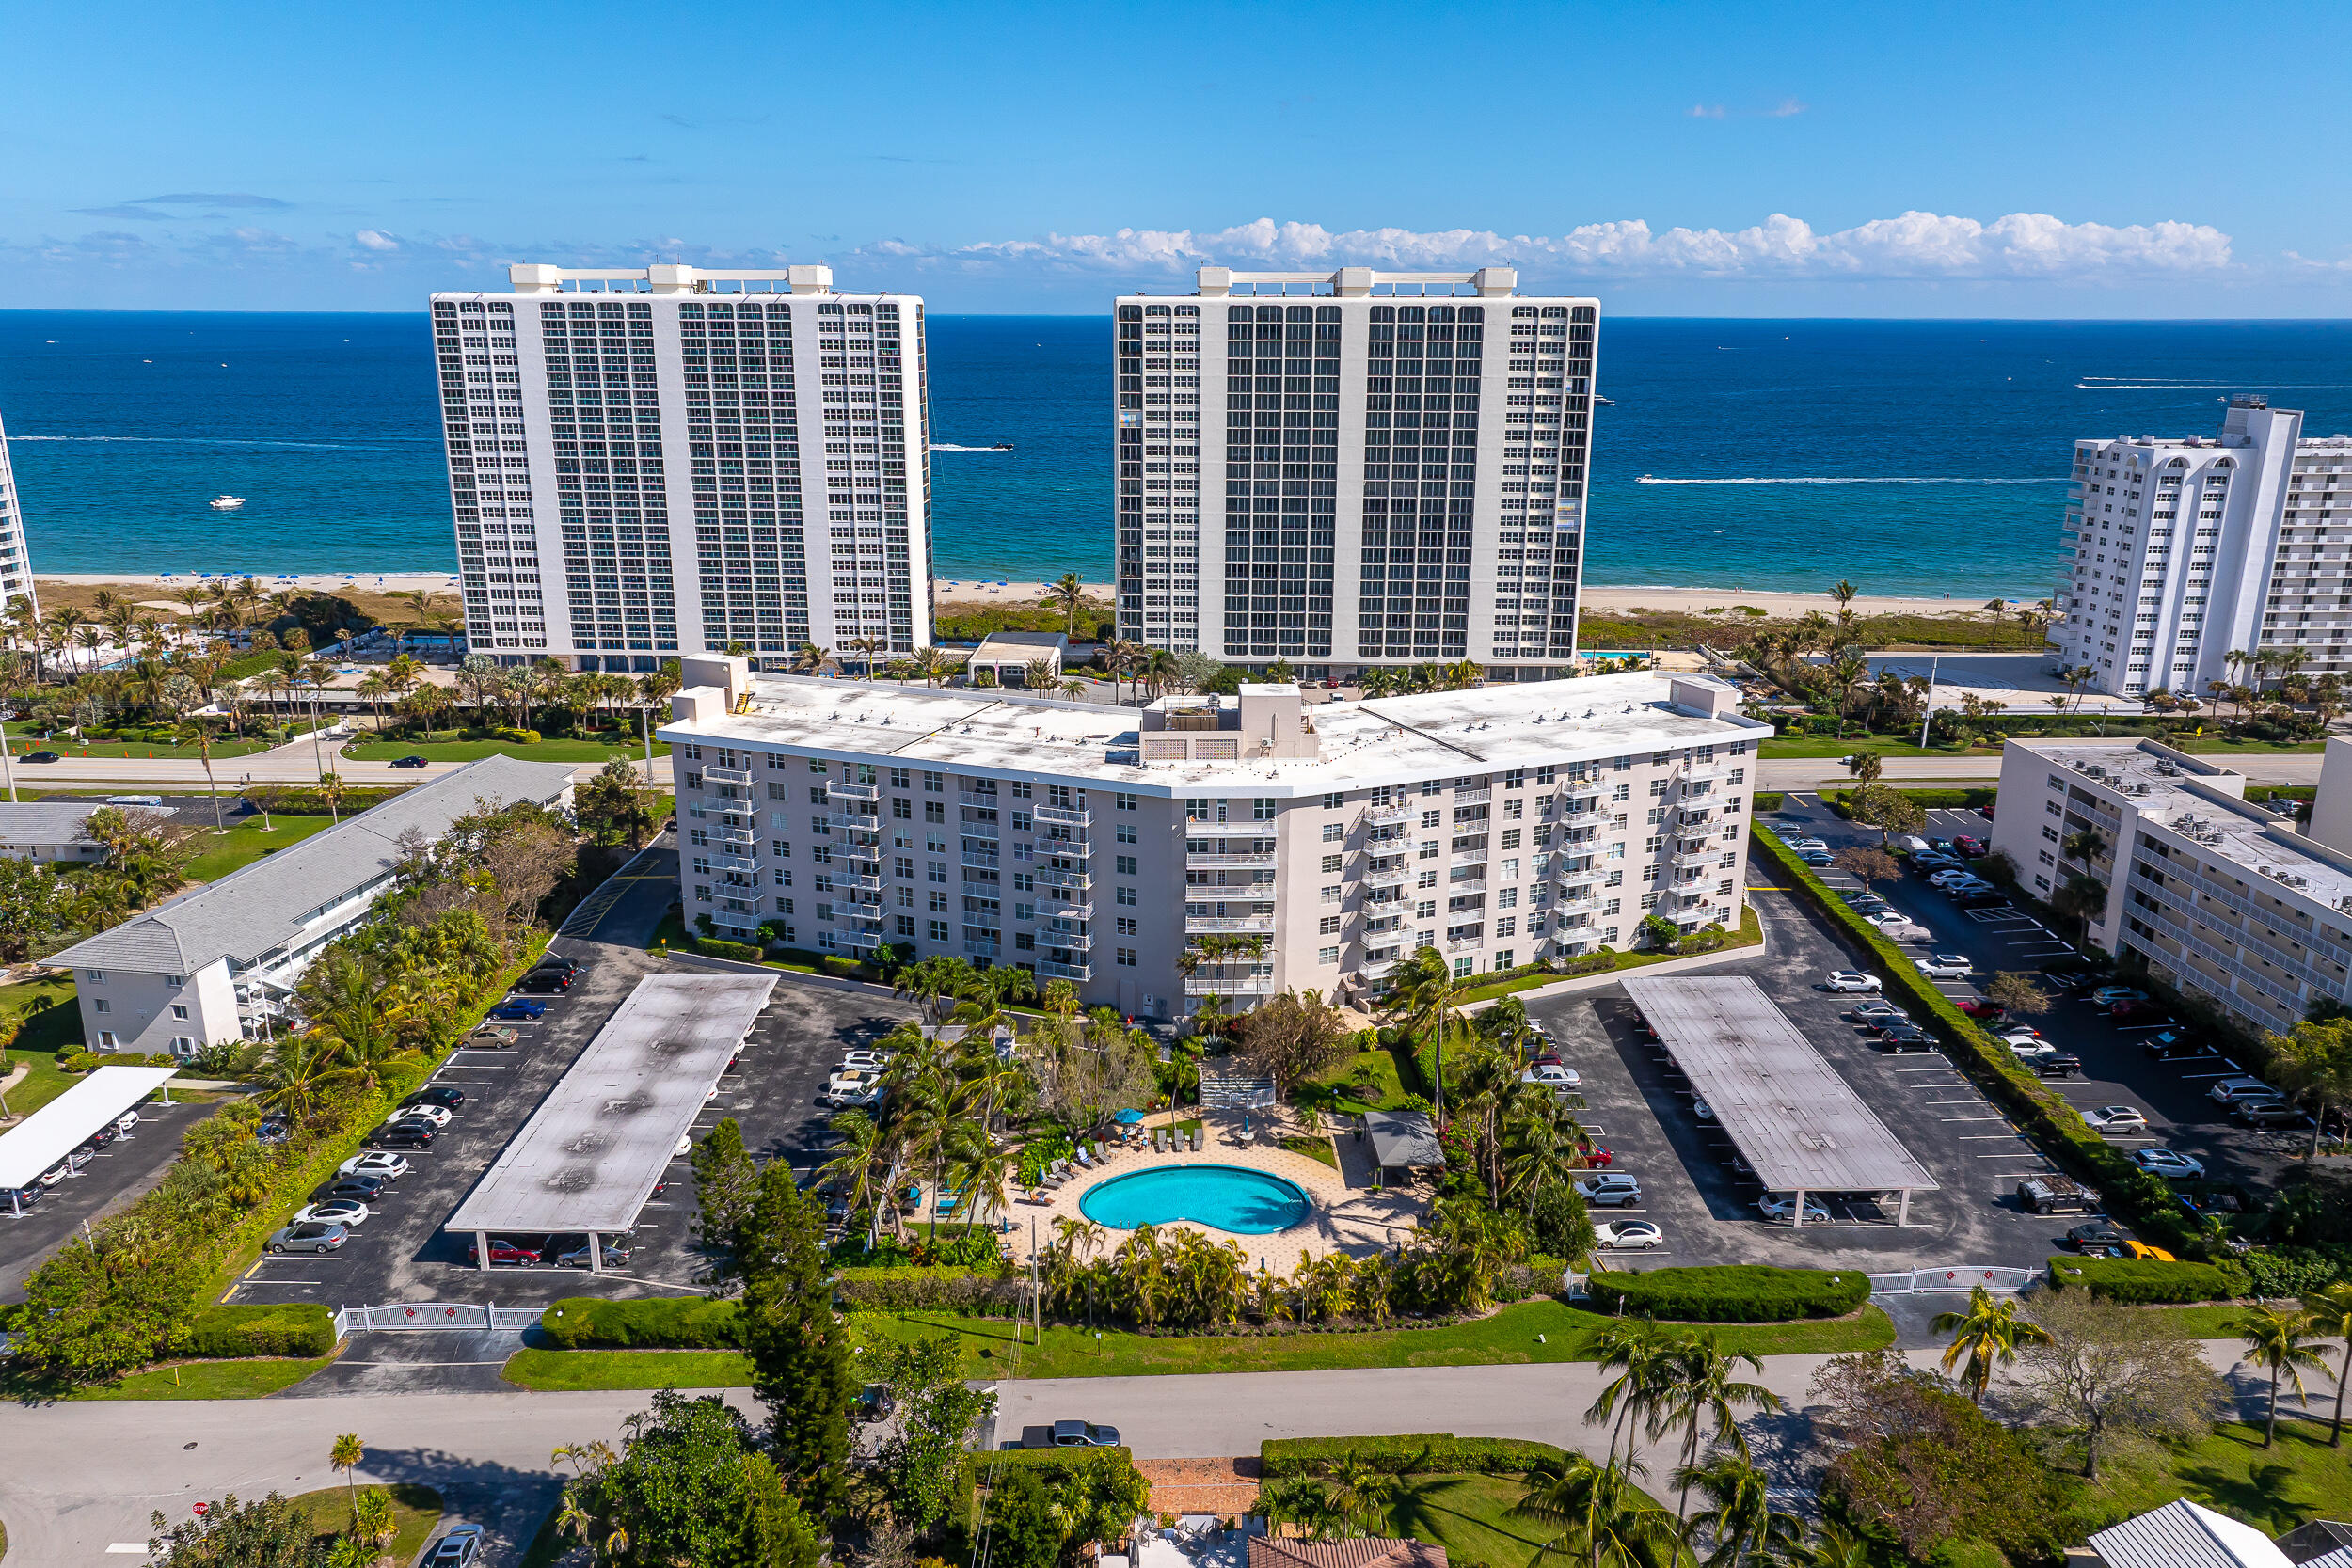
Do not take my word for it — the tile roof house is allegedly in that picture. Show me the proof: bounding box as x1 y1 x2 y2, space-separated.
51 756 576 1056
1248 1539 1449 1568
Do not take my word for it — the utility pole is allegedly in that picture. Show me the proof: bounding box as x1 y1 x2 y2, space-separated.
197 730 224 830
1915 654 1940 750
0 726 14 804
1028 1215 1041 1346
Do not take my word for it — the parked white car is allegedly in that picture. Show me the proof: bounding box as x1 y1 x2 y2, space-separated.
1757 1192 1832 1224
1823 971 1882 993
1863 911 1919 931
1519 1064 1582 1090
1592 1221 1664 1251
2082 1105 2150 1133
2207 1077 2277 1105
1915 954 1975 978
338 1152 410 1180
840 1050 895 1073
387 1102 453 1129
1576 1174 1644 1208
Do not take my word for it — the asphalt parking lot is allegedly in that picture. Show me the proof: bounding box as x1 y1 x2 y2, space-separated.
231 847 914 1310
1768 792 2300 1199
0 1096 213 1301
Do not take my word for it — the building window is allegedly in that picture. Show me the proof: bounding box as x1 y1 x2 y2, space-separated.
1453 957 1473 977
1321 823 1344 842
171 1005 190 1021
1319 915 1341 935
1322 854 1343 873
92 998 111 1013
85 969 107 984
1493 951 1513 971
1117 947 1137 967
929 920 949 942
1323 791 1344 810
1318 946 1340 965
1117 855 1137 875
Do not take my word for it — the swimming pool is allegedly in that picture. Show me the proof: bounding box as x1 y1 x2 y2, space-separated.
1078 1164 1311 1235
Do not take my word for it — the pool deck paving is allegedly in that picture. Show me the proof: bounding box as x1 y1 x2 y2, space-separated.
999 1107 1428 1275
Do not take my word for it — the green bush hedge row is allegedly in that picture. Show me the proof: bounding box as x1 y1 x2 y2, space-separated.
244 784 409 815
834 1265 1022 1316
695 937 764 962
181 1303 336 1359
1582 1265 1871 1323
1749 832 2189 1250
1829 786 1996 813
981 1447 1139 1481
2046 1256 2240 1304
1262 1435 1570 1478
538 1295 744 1350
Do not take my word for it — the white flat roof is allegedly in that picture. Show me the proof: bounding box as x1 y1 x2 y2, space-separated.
661 669 1765 796
1620 976 1938 1196
0 1067 178 1188
445 974 775 1236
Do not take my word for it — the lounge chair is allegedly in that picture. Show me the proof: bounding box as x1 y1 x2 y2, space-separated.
1151 1128 1166 1153
1189 1127 1201 1152
1094 1140 1108 1161
1073 1147 1094 1168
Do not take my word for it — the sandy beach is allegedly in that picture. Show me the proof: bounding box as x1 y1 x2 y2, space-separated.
36 573 2021 626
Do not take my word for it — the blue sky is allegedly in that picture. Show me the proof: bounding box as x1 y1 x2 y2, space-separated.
6 0 2350 315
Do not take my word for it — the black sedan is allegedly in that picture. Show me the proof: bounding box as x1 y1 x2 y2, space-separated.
21 751 58 764
406 1085 466 1109
389 754 430 768
512 970 572 995
369 1122 437 1149
2066 1220 2125 1253
316 1175 389 1204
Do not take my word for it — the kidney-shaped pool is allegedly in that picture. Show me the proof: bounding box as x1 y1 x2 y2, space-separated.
1078 1164 1311 1235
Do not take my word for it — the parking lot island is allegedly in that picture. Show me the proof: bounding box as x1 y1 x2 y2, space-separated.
1621 974 1939 1227
444 973 777 1274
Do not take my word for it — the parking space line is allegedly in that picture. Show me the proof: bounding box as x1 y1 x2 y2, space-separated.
1941 1116 2008 1122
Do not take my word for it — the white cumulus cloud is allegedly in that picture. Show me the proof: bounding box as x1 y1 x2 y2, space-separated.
901 211 2232 285
354 229 400 251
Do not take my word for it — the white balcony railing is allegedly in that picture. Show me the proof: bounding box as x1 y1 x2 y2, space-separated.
1037 898 1093 921
1363 863 1412 887
1034 803 1091 828
704 765 753 785
1186 974 1277 996
826 781 880 801
1362 801 1413 826
1188 850 1277 869
1039 959 1092 981
1185 914 1277 934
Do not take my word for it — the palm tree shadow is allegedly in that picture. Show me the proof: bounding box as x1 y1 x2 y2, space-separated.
2172 1456 2309 1534
1385 1476 1554 1556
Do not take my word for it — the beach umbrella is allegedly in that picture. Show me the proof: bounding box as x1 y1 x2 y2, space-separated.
1113 1108 1144 1125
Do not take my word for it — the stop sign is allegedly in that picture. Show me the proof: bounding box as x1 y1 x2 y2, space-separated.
192 1501 210 1517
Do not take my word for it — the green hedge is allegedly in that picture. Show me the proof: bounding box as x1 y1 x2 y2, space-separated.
1263 1435 1570 1478
1582 1265 1871 1323
2047 1256 2241 1304
1749 832 2189 1250
1753 792 1785 812
982 1447 1140 1482
834 1265 1021 1316
180 1303 336 1359
696 937 764 962
244 784 408 815
1829 786 1995 814
538 1295 744 1350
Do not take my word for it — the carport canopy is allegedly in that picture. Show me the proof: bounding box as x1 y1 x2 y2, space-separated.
1620 975 1938 1225
445 974 775 1265
0 1066 179 1197
1364 1110 1444 1169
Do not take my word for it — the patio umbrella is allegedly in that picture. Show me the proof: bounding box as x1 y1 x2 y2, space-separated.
1113 1108 1144 1124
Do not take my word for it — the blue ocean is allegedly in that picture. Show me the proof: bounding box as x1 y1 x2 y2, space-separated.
4 311 2350 596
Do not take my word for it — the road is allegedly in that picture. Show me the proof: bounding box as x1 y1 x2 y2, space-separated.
0 1340 2304 1560
1760 748 2323 790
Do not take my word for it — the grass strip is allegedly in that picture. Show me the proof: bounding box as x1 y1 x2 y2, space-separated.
65 1354 337 1400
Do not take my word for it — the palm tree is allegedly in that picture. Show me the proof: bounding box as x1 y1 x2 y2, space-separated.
1512 1455 1674 1568
298 950 407 1092
1385 945 1456 1124
1675 1455 1799 1568
1662 1333 1784 1516
328 1433 365 1529
1931 1284 2052 1402
1326 1449 1400 1535
253 1033 344 1119
2304 1283 2352 1447
1047 572 1090 641
2235 1302 2331 1448
1582 1320 1677 1473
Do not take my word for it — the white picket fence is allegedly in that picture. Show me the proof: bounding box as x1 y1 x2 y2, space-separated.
1867 1265 2041 1296
333 1302 542 1336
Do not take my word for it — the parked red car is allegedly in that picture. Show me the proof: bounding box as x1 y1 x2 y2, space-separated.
1954 836 1986 857
1956 998 2006 1020
1577 1142 1614 1168
2111 999 2171 1021
465 1238 544 1267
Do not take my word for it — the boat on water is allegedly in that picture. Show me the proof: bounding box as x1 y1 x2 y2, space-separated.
1594 394 1616 407
992 441 1015 451
208 495 246 511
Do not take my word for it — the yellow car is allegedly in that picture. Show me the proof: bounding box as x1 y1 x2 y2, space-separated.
2122 1241 2176 1262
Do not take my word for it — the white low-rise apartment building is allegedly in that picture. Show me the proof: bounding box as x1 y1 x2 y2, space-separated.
660 656 1761 1021
2050 395 2352 698
0 408 41 619
1112 266 1599 679
52 757 575 1055
429 262 933 672
0 802 103 862
1990 735 2352 1035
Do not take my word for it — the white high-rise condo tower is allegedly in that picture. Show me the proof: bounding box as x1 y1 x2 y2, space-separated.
0 411 40 623
2050 395 2352 698
430 263 932 672
1113 266 1598 680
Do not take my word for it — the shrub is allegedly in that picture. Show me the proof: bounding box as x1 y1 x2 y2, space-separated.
61 1051 104 1073
1582 1265 1870 1322
538 1295 744 1350
179 1303 335 1359
494 726 542 745
696 938 764 962
834 1266 1022 1316
2237 1245 2349 1297
244 784 407 816
2046 1256 2239 1304
1263 1435 1570 1478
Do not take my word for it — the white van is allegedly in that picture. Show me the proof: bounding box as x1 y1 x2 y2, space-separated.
1900 835 1932 854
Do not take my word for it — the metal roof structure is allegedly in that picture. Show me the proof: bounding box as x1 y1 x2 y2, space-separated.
445 974 775 1237
51 756 576 975
1364 1110 1445 1169
0 801 103 848
2090 1500 2292 1568
0 1066 178 1190
1620 976 1938 1199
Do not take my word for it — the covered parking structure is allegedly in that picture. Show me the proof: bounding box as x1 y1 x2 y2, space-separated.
445 974 776 1271
0 1066 179 1216
1621 975 1938 1227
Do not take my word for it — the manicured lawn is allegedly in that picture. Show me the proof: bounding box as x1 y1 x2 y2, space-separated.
2172 736 2328 754
2 1043 76 1117
1283 1134 1339 1167
2 721 283 761
284 1481 443 1562
1299 1042 1415 1114
2086 1419 2352 1532
1760 732 2325 761
0 973 87 1106
1373 1474 1566 1568
1450 907 1764 1008
68 1354 337 1400
504 1347 752 1392
183 813 338 881
2143 1304 2271 1338
342 735 668 763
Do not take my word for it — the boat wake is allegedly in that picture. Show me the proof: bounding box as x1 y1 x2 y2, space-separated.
930 443 1012 452
1633 475 2063 486
4 436 373 450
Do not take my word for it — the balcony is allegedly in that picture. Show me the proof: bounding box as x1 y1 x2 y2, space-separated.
1555 891 1600 912
1452 847 1489 866
960 847 1002 869
1043 927 1094 951
837 839 883 863
1363 801 1414 826
1355 958 1402 983
1038 959 1093 982
1681 762 1726 784
1038 835 1093 857
1187 850 1277 869
1037 898 1093 921
1557 809 1611 830
1034 803 1091 828
1446 878 1486 896
1037 867 1093 891
1186 914 1276 934
837 896 884 920
714 911 762 935
1454 787 1491 805
959 819 1001 841
704 765 753 785
829 813 883 834
1186 974 1277 996
1445 937 1484 954
1363 914 1404 934
963 938 1002 958
1672 847 1719 869
958 790 1006 809
716 827 757 846
826 781 880 802
1554 863 1600 886
1364 862 1413 887
715 854 758 875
